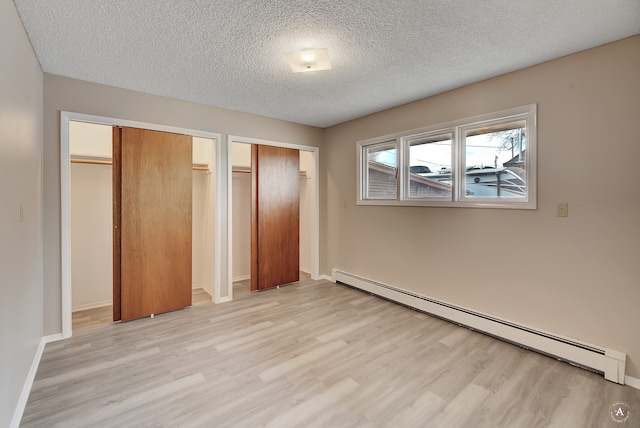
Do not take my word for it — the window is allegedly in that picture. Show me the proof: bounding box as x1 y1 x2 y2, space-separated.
363 140 398 200
357 104 536 209
406 132 452 200
461 119 527 200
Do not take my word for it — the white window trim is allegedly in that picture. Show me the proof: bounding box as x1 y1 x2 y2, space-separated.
357 104 537 209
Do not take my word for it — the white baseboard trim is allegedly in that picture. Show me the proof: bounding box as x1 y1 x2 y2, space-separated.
72 300 112 312
44 333 64 344
320 274 334 282
625 375 640 390
11 337 47 428
198 286 213 298
333 268 627 385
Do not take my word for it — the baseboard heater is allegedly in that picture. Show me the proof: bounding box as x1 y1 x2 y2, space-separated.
332 269 626 384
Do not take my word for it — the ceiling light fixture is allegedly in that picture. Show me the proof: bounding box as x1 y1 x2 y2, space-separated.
284 48 332 73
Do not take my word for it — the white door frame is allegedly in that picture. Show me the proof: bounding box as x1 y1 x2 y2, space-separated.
60 111 222 338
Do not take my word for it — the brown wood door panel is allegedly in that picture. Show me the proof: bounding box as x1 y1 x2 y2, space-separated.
251 145 300 291
115 127 192 321
112 127 122 321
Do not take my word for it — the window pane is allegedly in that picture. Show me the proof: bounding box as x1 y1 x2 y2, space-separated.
463 122 526 198
365 142 397 199
408 135 452 199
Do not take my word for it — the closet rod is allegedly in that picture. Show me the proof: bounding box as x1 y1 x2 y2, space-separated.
70 159 306 176
70 158 210 172
232 167 307 177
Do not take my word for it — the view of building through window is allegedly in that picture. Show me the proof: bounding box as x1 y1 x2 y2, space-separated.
408 135 452 198
365 142 397 199
463 126 526 198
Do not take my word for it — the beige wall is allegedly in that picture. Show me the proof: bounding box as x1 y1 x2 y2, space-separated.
43 75 323 335
322 36 640 378
0 0 44 424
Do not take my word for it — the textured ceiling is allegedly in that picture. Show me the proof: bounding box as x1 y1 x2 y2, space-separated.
13 0 640 128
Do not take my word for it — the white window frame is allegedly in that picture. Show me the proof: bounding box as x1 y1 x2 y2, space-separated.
401 130 454 202
361 140 399 200
357 104 537 209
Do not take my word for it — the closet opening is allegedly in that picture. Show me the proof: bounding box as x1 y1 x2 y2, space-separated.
69 121 216 325
230 140 318 298
61 112 222 337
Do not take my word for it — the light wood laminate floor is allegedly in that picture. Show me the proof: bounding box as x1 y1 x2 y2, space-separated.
22 277 640 427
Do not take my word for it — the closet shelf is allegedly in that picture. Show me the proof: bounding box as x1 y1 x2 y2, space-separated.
70 156 210 172
70 157 307 176
232 166 307 177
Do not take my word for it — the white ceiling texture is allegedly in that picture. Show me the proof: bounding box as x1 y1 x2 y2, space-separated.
14 0 640 128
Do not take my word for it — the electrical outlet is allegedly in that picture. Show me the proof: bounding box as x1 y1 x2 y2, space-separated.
556 202 568 217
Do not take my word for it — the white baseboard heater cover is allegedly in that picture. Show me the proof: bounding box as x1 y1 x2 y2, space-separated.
332 269 626 384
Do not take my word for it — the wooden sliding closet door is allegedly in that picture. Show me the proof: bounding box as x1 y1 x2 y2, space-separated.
251 145 300 291
113 127 192 322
